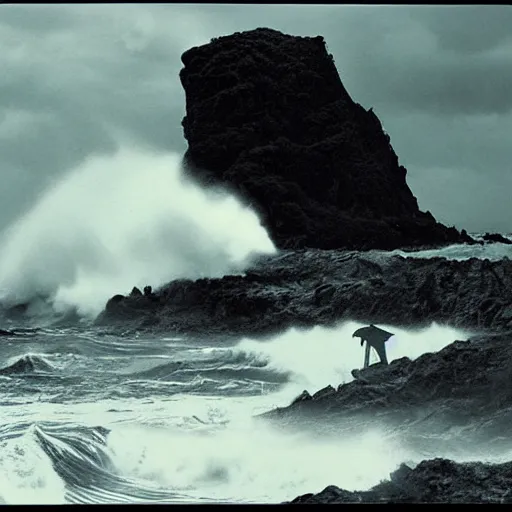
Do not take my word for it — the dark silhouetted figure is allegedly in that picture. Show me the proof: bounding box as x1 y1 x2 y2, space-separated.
352 324 394 368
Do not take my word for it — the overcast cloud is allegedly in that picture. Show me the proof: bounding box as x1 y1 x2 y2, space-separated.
1 4 511 233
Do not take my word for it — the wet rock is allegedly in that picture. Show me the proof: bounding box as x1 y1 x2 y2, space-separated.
260 332 512 449
483 233 512 245
289 458 512 503
180 28 471 250
314 283 336 306
105 294 126 313
130 287 143 297
291 484 360 504
98 250 512 337
312 385 336 400
291 390 312 404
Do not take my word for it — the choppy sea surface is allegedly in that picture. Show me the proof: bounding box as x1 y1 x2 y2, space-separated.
2 239 512 504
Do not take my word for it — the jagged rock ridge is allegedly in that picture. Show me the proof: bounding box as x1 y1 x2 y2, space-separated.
179 27 470 250
267 331 512 502
98 250 512 335
290 458 512 503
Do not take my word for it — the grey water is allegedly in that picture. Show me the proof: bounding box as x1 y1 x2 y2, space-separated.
2 311 512 504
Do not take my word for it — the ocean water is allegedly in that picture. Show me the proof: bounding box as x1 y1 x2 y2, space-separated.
1 150 512 504
0 321 492 504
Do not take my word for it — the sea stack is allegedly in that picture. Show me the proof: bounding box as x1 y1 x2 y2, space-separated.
179 28 471 250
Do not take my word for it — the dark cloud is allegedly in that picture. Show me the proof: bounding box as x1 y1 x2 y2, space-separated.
0 4 196 226
383 112 512 173
0 4 510 233
0 5 77 33
408 165 512 234
350 43 512 116
296 6 512 117
414 6 512 55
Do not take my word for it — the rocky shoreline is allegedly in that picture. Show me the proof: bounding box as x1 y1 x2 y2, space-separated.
98 248 512 337
97 245 512 503
259 331 512 447
4 26 512 503
288 458 512 503
260 327 512 504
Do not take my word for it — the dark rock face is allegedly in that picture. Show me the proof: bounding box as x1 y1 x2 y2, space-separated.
97 250 512 336
483 232 512 245
179 28 470 250
130 287 143 297
290 458 512 503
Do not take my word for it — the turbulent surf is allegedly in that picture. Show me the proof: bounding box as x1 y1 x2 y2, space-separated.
0 317 500 504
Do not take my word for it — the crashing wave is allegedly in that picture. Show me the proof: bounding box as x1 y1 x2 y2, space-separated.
0 354 55 375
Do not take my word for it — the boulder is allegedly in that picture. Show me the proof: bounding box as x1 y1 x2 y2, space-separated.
130 287 143 297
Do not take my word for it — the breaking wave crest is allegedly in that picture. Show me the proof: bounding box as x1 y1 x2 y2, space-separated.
0 418 417 505
0 148 275 318
0 354 56 375
0 422 195 504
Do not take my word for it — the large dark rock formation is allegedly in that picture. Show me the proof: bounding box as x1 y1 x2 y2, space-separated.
179 28 471 250
289 458 512 503
97 250 512 336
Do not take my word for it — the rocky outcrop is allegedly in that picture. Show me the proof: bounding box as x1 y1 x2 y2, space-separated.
483 233 512 245
179 28 471 250
289 458 512 503
257 330 512 505
261 332 512 444
280 328 512 503
97 250 512 336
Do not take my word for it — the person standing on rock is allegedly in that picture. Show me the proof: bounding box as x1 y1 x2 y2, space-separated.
352 325 394 368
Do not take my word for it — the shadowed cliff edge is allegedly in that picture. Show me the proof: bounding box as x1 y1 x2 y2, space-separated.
179 28 472 251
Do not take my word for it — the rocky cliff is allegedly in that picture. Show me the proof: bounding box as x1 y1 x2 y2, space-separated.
179 28 471 250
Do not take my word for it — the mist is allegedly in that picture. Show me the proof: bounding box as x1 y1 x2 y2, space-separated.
0 148 276 317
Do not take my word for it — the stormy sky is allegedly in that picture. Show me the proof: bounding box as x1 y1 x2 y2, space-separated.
1 4 511 234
